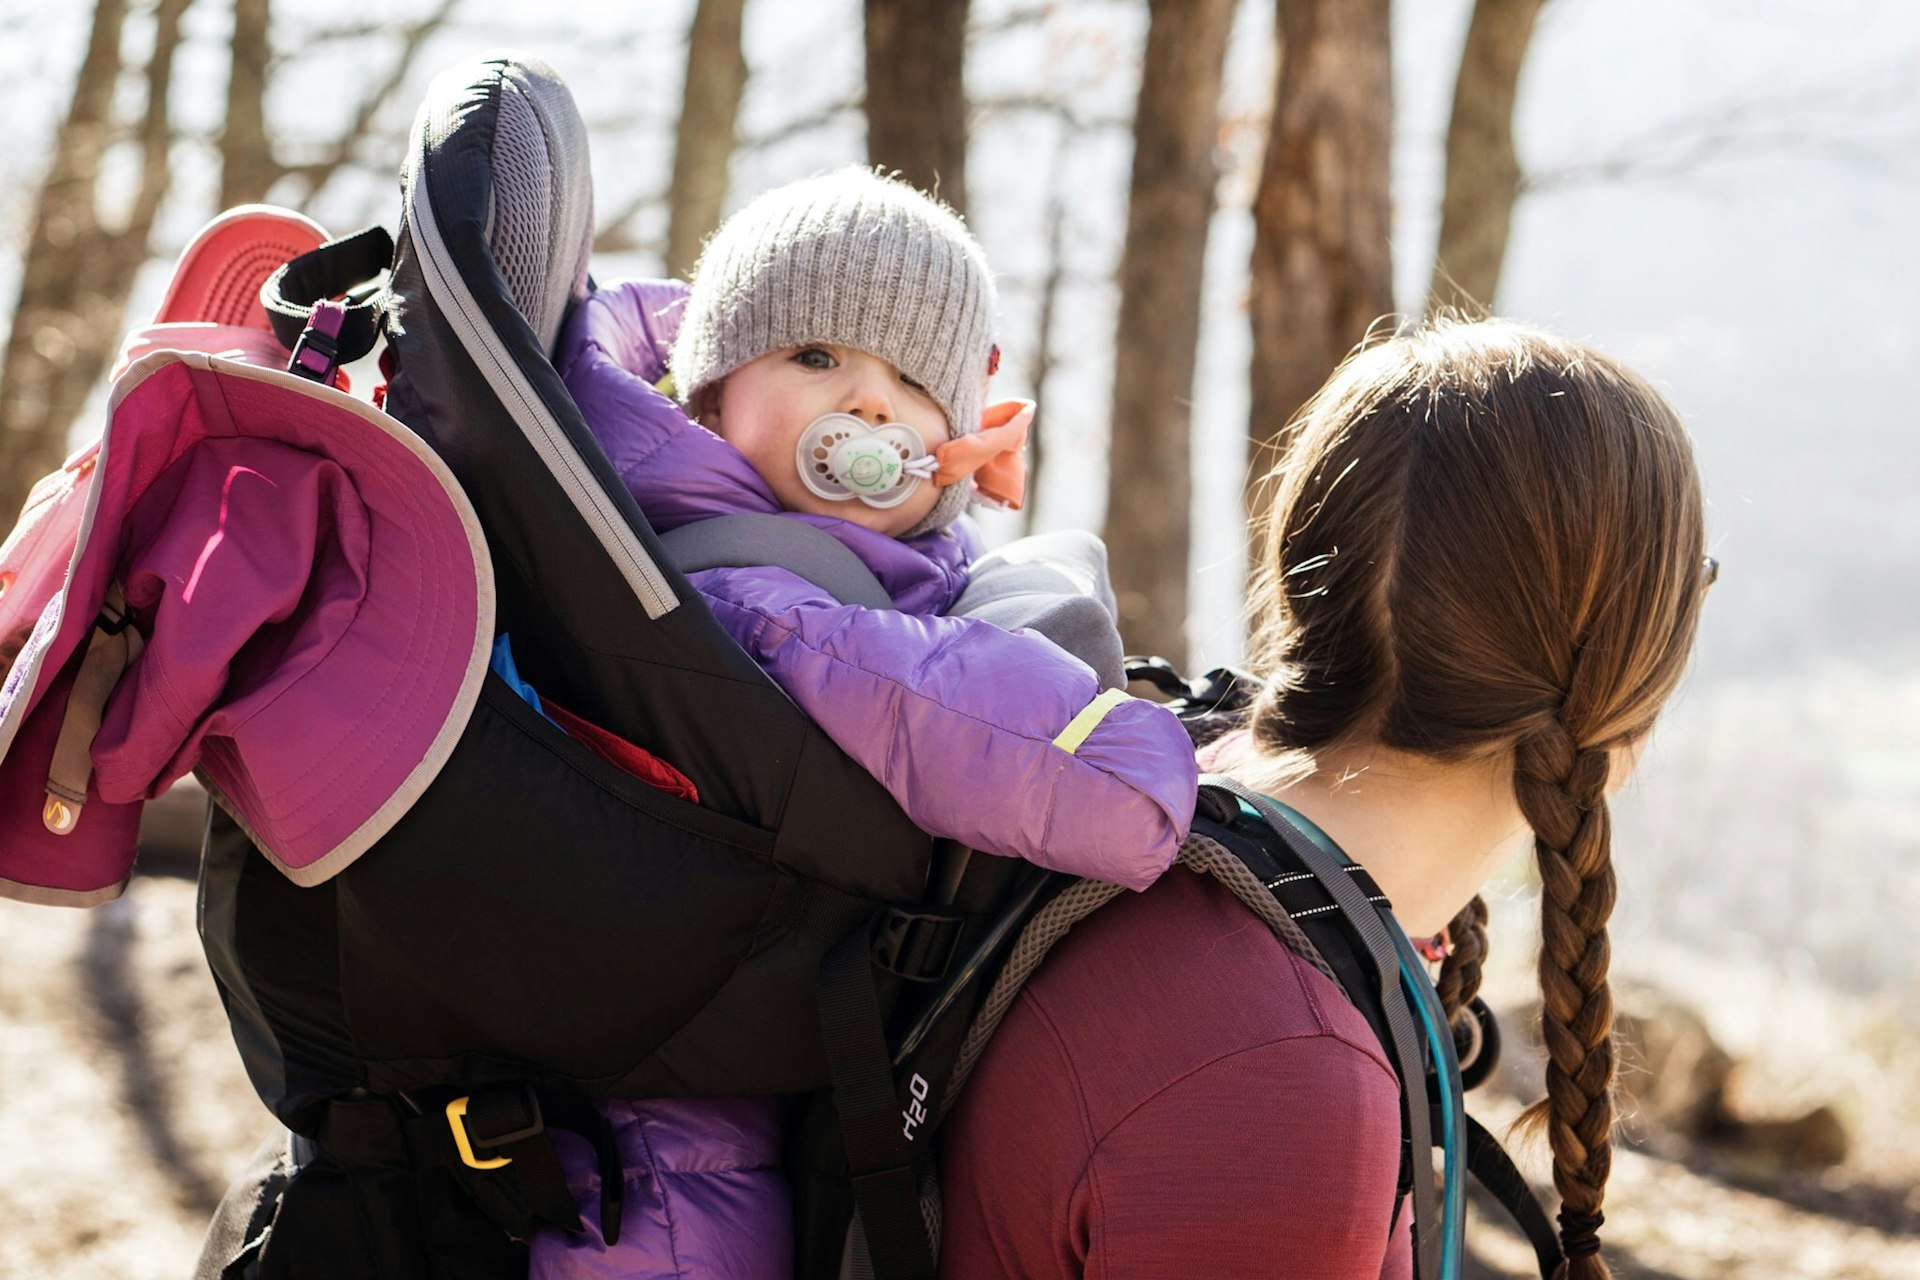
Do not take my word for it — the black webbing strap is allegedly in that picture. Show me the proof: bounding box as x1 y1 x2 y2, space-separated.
261 225 394 365
531 1091 627 1246
312 1084 622 1247
1206 776 1444 1280
1465 1114 1562 1279
819 922 937 1280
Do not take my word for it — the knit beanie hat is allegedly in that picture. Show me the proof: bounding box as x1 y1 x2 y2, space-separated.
670 166 998 536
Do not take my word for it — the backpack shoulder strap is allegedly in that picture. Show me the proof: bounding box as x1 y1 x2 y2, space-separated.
935 782 1454 1278
1202 776 1449 1280
660 512 895 610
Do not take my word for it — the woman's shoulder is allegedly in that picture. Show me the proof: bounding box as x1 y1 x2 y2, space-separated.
938 867 1408 1278
1014 867 1399 1121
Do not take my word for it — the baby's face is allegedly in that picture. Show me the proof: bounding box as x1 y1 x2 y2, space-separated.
702 344 952 537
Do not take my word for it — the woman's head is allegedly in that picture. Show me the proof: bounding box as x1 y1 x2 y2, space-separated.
1246 318 1708 1279
671 167 999 536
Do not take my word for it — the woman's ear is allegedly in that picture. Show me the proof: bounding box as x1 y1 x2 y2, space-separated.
1607 733 1652 795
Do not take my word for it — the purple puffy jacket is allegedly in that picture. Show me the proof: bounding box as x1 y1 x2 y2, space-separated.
532 280 1197 1277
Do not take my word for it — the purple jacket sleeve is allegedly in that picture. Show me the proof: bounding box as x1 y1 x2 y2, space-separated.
693 565 1197 891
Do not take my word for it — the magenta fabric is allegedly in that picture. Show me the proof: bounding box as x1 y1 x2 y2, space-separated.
938 867 1414 1280
0 354 489 903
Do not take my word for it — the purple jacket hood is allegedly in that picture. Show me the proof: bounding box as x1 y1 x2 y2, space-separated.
555 279 976 617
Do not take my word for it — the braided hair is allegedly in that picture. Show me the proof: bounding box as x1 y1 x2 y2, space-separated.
1243 319 1708 1277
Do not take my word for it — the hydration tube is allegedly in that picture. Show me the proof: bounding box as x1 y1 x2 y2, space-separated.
1389 924 1468 1280
1237 793 1468 1279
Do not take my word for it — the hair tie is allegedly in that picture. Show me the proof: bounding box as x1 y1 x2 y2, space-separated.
1557 1208 1605 1258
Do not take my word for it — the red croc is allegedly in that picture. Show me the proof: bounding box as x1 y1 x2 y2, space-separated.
114 206 333 381
152 205 328 328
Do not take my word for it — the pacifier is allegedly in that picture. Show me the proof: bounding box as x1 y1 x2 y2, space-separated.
796 413 939 509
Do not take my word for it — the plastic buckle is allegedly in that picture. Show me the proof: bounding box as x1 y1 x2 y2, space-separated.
288 299 348 386
1123 655 1189 698
95 600 132 636
871 907 964 984
446 1084 545 1171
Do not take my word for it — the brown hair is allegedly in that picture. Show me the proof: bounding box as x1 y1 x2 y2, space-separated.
1244 319 1707 1278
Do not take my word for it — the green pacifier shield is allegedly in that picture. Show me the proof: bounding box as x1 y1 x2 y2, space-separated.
796 412 929 509
833 436 903 494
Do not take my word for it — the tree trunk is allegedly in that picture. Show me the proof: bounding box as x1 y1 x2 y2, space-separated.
1102 0 1234 668
220 0 278 207
864 0 969 215
667 0 751 279
1246 0 1394 559
0 0 186 519
1426 0 1548 317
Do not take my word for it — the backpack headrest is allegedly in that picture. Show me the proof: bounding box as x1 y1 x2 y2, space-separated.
407 51 594 356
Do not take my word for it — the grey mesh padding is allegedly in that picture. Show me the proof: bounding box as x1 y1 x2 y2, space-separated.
936 834 1338 1129
951 529 1127 689
484 54 594 356
402 53 676 618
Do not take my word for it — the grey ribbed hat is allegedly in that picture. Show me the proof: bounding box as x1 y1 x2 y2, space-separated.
670 166 998 535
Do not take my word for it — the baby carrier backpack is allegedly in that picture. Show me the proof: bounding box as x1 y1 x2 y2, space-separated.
133 52 1046 1280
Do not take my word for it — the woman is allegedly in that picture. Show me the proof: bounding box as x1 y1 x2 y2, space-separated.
937 319 1710 1279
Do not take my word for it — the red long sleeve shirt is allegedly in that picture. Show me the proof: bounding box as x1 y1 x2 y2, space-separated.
937 866 1412 1279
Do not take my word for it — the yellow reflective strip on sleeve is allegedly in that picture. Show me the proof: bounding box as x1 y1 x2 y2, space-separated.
1051 688 1132 755
654 372 677 398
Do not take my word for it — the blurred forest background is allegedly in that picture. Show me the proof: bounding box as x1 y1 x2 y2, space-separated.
0 0 1916 1277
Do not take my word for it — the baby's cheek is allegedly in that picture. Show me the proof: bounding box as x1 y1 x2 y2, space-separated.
890 478 943 535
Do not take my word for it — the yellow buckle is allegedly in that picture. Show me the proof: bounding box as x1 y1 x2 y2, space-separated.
446 1096 513 1170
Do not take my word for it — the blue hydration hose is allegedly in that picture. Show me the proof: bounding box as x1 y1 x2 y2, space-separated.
1243 797 1467 1279
1389 921 1467 1280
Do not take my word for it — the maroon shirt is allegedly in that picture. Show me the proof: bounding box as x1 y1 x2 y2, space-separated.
938 867 1412 1279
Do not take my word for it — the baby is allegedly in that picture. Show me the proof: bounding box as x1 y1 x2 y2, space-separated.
537 167 1198 1278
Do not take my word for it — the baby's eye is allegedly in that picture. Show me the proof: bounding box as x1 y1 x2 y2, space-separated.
793 346 836 371
900 372 928 393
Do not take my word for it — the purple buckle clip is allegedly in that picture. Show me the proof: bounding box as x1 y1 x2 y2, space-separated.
288 299 348 386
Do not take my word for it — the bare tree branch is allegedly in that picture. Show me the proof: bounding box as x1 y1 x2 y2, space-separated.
285 0 461 207
1528 56 1920 191
592 186 666 256
220 0 276 206
740 98 862 152
971 94 1131 134
0 0 188 517
118 0 189 252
